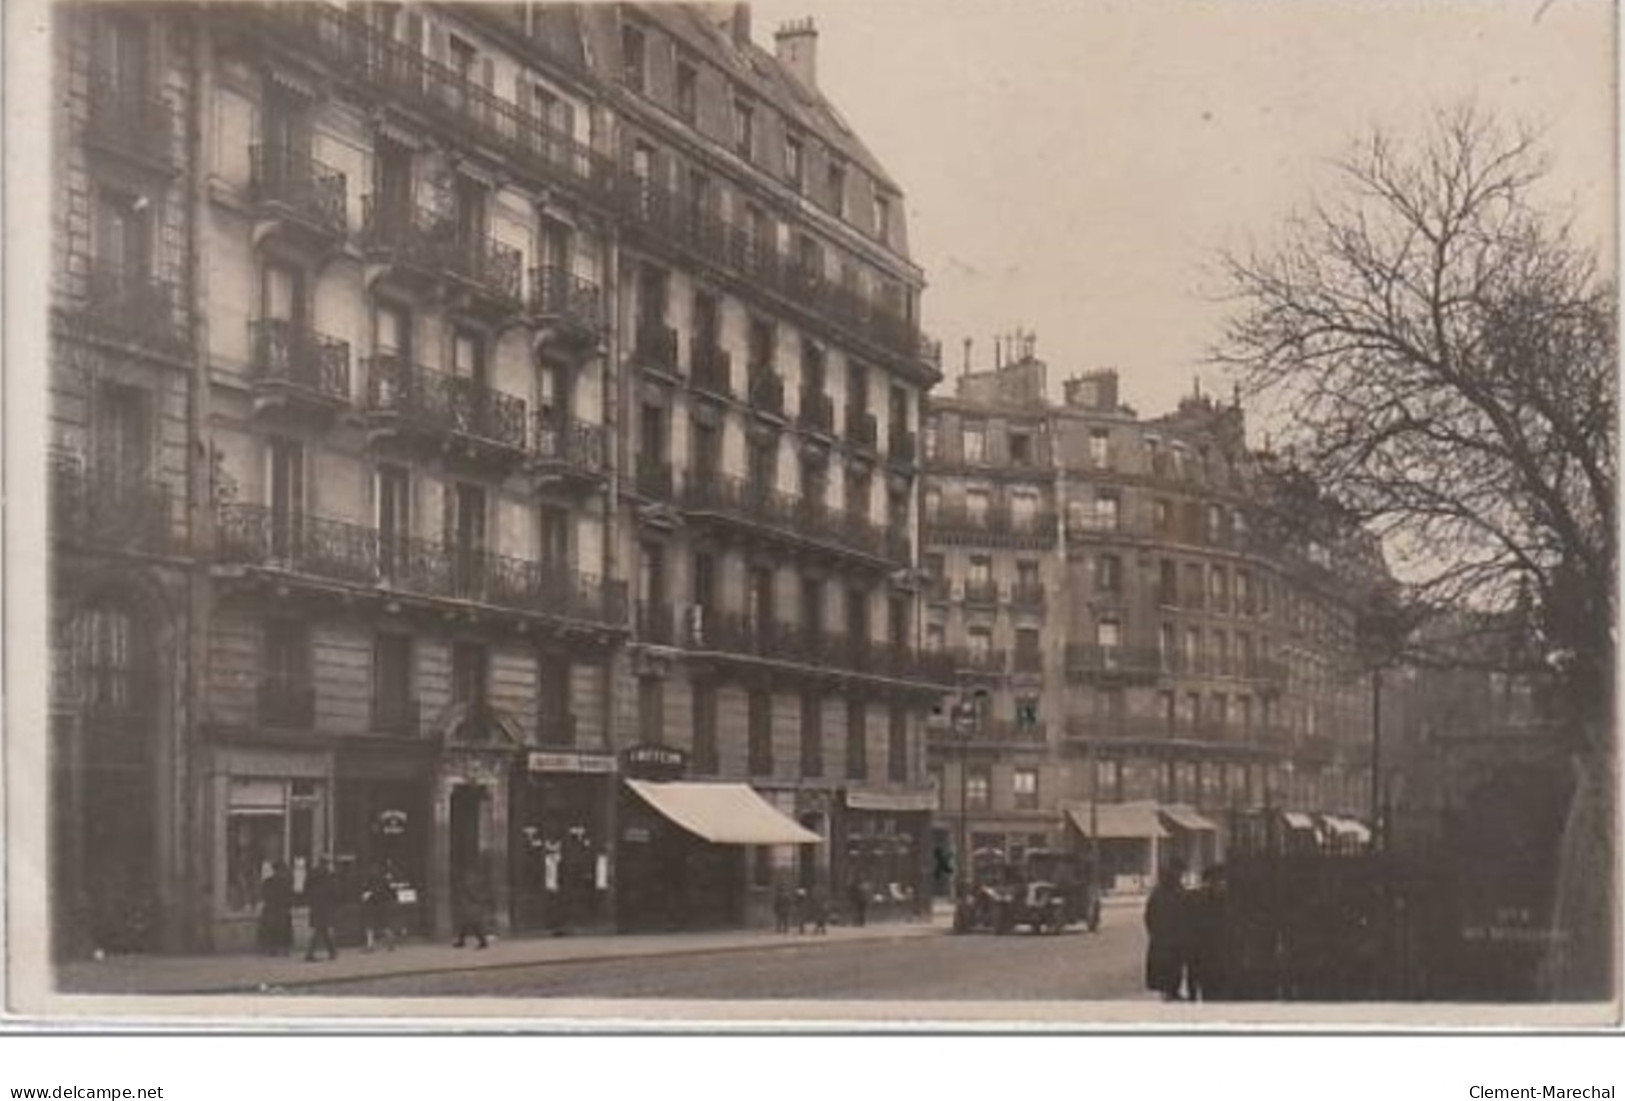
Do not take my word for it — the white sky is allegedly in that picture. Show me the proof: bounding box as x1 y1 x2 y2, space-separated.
747 0 1617 421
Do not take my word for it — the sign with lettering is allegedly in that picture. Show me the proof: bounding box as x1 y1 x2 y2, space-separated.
527 751 617 775
621 744 688 780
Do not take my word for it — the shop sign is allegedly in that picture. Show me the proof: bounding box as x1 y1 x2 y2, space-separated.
846 790 937 812
621 744 688 780
376 809 409 836
527 751 617 775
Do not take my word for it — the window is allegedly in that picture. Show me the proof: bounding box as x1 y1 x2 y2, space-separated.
1013 769 1039 811
785 133 805 191
965 769 991 810
1211 694 1229 733
92 382 152 476
845 699 867 779
923 486 941 521
1158 560 1177 606
225 778 325 913
374 302 411 360
95 188 151 282
887 705 908 783
923 423 939 460
1097 554 1122 594
1184 563 1205 607
1014 628 1042 672
733 96 755 159
800 691 824 777
966 490 990 524
1160 622 1177 668
874 193 892 243
692 681 718 774
962 422 986 463
372 634 414 734
452 327 485 382
267 436 304 558
826 160 846 217
749 690 773 775
1094 492 1119 531
968 556 992 586
748 317 775 370
1158 690 1177 731
621 22 646 91
1089 428 1111 468
1011 490 1038 529
1236 570 1253 615
1185 692 1202 728
452 642 489 709
692 551 717 622
926 623 946 652
1210 565 1228 612
1096 618 1121 650
1238 695 1253 735
638 675 663 745
676 60 697 122
448 34 477 83
1153 499 1173 536
967 626 992 658
95 12 152 100
637 262 668 329
1009 431 1032 466
538 503 569 572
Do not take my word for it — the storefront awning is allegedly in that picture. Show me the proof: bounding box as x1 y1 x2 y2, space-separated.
626 780 822 845
1160 805 1220 833
1282 812 1317 831
1322 816 1372 842
1065 801 1169 840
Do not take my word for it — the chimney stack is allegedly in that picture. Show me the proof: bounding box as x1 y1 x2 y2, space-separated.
774 18 818 89
707 4 752 48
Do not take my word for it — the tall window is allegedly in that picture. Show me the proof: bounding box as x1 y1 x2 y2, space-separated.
1089 428 1111 468
887 705 908 783
637 263 668 329
1013 769 1039 811
874 193 892 243
372 633 414 734
785 133 804 191
800 692 824 778
846 699 867 780
826 160 846 217
733 96 755 159
1093 492 1119 531
1097 553 1123 594
692 681 718 774
1009 431 1033 466
748 690 773 775
538 503 570 572
638 675 663 745
452 641 489 710
93 382 152 477
1096 618 1122 650
748 317 775 371
800 576 824 639
267 436 304 559
966 489 990 524
962 422 986 464
95 188 150 282
965 768 991 810
675 60 697 122
621 22 646 91
1011 490 1038 530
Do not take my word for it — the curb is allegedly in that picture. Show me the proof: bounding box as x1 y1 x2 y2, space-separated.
135 925 954 997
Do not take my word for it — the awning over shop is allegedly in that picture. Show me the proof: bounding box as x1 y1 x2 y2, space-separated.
1159 805 1220 833
1322 816 1372 843
1064 801 1169 840
1282 812 1317 831
626 780 822 845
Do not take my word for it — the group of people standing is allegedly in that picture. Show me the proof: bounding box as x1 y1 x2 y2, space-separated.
255 860 407 961
1144 861 1230 1001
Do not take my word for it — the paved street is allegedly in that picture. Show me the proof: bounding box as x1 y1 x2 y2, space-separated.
304 916 1147 1001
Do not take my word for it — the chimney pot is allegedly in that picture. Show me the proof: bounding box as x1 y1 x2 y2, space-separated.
774 17 818 89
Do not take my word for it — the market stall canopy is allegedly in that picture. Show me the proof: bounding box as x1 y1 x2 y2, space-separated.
1159 805 1219 833
1064 801 1169 840
626 780 822 845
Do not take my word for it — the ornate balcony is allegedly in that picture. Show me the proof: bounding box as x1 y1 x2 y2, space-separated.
73 263 188 356
1064 644 1164 684
362 356 528 467
84 73 174 175
248 144 348 247
360 197 523 316
529 266 601 350
847 408 879 454
799 390 835 435
928 505 1059 550
51 451 185 555
633 321 680 377
690 341 733 400
248 319 351 419
259 677 316 730
529 413 606 488
214 503 627 629
748 367 786 420
679 474 907 570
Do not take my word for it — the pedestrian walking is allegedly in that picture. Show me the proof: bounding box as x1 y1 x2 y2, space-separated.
453 865 491 949
360 863 397 952
772 884 792 934
257 861 294 956
303 858 339 962
1143 861 1190 1000
808 888 829 935
1186 864 1230 1001
847 879 868 928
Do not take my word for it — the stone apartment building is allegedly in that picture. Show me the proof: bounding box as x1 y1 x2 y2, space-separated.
922 355 1384 890
46 1 947 956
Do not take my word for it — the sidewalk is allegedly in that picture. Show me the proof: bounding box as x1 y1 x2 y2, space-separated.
56 916 951 997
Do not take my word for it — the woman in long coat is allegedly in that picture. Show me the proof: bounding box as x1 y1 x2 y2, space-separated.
1144 863 1190 1000
257 861 294 956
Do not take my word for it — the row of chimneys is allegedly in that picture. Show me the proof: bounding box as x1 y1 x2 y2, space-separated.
959 330 1041 374
706 4 820 89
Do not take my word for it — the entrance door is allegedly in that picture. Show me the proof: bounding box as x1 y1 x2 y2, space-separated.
448 784 485 901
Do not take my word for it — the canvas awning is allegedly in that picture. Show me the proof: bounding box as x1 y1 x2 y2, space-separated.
1282 812 1317 831
1322 816 1372 843
1159 805 1220 833
1065 801 1169 840
626 780 822 845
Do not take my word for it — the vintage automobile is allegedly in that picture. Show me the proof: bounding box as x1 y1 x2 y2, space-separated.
952 849 1103 935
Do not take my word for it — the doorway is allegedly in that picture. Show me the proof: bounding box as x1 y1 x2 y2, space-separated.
448 783 485 895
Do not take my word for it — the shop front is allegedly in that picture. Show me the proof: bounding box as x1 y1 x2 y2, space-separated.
1064 800 1169 893
511 749 616 933
332 742 435 942
838 789 934 922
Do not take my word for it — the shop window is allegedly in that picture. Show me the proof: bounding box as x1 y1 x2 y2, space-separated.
225 778 325 914
1013 768 1039 811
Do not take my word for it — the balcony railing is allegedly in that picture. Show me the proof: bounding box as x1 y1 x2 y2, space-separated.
259 677 316 730
954 648 1009 676
930 719 1049 746
1065 645 1165 680
847 409 878 452
215 504 626 625
928 505 1059 548
633 321 680 374
748 367 786 417
532 414 606 476
529 265 601 334
249 319 351 405
85 73 173 168
363 356 527 453
685 610 951 686
680 473 906 566
78 264 188 354
798 390 835 434
690 341 733 398
51 451 184 554
360 196 523 307
371 696 421 737
248 144 347 235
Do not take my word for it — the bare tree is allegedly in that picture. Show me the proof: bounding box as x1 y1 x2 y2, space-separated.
1215 105 1614 745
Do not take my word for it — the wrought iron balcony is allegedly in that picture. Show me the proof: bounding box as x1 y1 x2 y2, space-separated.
248 319 351 408
929 505 1059 549
847 408 878 452
363 356 527 455
215 504 626 627
51 451 184 554
260 677 316 730
690 341 733 398
360 196 523 309
248 144 347 237
633 321 680 375
85 73 174 171
953 648 1009 676
748 367 786 418
799 390 835 434
529 265 601 337
1010 581 1047 610
1065 644 1165 682
77 264 188 355
531 414 606 479
371 696 421 737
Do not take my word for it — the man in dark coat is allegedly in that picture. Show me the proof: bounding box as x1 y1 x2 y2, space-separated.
257 861 294 956
453 866 491 949
303 859 339 962
1143 862 1190 1000
1186 864 1230 1001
